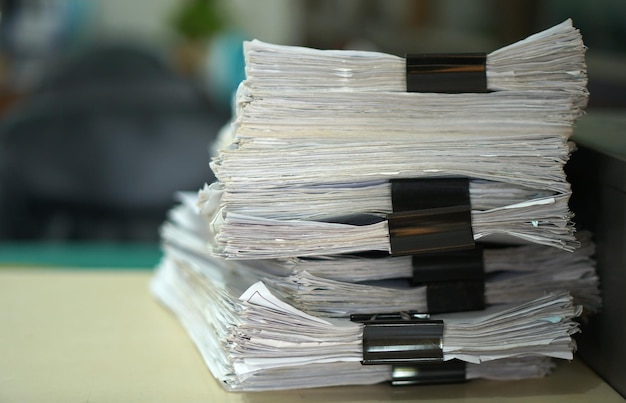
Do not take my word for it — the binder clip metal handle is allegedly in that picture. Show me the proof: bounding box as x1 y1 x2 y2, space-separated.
352 314 444 365
387 178 475 255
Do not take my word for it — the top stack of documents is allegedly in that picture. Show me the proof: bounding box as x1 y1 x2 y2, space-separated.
205 19 588 258
151 19 598 391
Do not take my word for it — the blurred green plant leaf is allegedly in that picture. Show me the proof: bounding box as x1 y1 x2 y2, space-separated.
172 0 223 40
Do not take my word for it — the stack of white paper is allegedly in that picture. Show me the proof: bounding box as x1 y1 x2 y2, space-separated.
244 19 587 104
150 244 579 391
235 232 597 283
162 194 600 317
200 179 559 220
151 19 595 391
205 20 588 259
267 268 599 318
205 187 576 258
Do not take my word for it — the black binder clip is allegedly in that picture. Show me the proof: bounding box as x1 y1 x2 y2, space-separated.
405 53 488 93
411 247 484 284
387 178 474 255
425 280 485 314
391 360 467 386
411 248 486 313
411 247 485 313
351 312 444 365
390 178 471 212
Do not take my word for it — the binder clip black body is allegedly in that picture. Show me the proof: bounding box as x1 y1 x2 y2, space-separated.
350 312 444 365
405 53 488 93
387 178 474 256
412 248 486 314
391 360 467 386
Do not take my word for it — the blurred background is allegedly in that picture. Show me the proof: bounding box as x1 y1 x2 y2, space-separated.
0 0 624 242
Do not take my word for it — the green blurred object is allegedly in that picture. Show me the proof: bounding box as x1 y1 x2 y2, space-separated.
0 242 162 269
173 0 223 40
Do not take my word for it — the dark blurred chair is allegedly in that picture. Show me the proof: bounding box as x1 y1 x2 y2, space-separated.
0 41 230 241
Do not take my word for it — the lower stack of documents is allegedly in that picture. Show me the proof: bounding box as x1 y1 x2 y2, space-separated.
151 242 580 391
150 192 599 391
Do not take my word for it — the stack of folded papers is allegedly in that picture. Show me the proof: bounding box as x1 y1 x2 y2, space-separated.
152 244 579 390
151 19 600 391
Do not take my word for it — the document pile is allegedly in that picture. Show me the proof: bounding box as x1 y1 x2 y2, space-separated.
151 19 599 391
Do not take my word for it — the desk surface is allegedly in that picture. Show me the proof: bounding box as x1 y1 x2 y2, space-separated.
1 267 623 403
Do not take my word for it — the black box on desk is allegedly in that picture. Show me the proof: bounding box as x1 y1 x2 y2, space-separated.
566 109 626 399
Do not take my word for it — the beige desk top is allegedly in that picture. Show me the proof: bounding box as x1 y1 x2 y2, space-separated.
1 268 623 403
